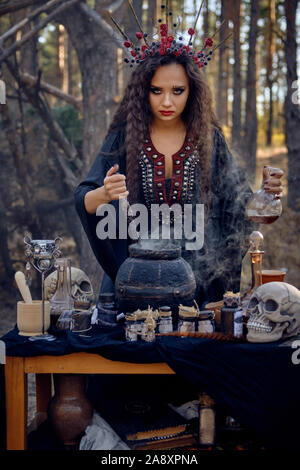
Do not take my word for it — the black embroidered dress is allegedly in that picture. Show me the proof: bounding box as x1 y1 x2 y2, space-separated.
74 126 256 308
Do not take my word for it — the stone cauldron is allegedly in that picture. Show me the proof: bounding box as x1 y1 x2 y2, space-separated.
115 239 196 315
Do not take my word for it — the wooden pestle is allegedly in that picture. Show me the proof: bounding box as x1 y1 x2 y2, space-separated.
15 271 32 304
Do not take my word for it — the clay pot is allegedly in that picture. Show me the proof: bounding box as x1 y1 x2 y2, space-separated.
48 374 92 447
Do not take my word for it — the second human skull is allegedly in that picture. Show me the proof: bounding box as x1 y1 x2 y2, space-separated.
45 266 94 302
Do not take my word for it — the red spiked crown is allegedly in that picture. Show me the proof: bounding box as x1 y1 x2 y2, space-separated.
110 2 231 70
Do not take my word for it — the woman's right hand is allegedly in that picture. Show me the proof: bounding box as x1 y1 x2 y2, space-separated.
103 164 129 202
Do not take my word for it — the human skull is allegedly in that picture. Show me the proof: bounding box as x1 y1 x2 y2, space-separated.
246 282 300 343
44 267 94 302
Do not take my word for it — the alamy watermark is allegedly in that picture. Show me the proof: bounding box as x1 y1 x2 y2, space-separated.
95 201 204 250
0 79 6 105
291 340 300 365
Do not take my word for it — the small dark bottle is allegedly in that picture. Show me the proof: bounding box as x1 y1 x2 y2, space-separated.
97 292 119 326
99 293 115 310
220 291 243 338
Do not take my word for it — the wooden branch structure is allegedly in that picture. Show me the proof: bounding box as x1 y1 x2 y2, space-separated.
48 140 78 191
0 102 28 189
0 0 64 47
3 57 83 171
5 93 29 103
78 2 128 50
20 72 82 110
0 0 42 16
0 0 80 65
0 101 41 237
105 0 125 14
0 0 126 183
28 90 83 170
271 26 286 45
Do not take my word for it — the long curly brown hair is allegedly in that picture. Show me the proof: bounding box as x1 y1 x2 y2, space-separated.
106 52 221 212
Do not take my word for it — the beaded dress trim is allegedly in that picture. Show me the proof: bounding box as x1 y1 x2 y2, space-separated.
139 137 200 208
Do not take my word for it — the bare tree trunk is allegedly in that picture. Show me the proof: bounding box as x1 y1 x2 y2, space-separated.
284 0 300 211
266 0 275 146
231 0 242 150
1 1 126 297
46 139 83 255
0 102 42 237
201 0 209 79
0 196 15 294
58 5 118 167
67 33 73 96
19 5 38 76
147 0 156 34
56 2 120 292
55 23 61 89
217 0 230 126
58 23 66 92
203 0 209 37
243 0 259 182
119 0 143 87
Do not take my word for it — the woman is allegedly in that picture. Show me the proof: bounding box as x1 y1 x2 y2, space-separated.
74 50 283 310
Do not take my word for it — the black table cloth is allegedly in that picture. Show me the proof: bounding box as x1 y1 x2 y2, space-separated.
1 324 299 450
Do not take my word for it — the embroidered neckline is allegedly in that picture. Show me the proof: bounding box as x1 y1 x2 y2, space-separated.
146 134 190 162
142 137 195 205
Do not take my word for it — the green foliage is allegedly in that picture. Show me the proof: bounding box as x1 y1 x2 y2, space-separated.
52 103 83 151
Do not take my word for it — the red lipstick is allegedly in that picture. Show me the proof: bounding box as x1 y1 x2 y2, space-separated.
159 111 174 116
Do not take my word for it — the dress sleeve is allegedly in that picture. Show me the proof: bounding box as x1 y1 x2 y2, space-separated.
74 129 126 282
210 129 257 294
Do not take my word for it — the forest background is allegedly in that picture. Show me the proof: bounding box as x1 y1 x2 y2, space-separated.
0 0 300 329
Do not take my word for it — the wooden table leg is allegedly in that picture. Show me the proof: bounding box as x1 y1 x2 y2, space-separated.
35 373 52 428
5 356 27 450
36 374 52 414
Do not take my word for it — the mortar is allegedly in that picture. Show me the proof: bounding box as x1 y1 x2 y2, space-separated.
17 300 50 336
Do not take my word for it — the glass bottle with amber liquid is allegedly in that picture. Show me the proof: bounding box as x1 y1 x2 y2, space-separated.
245 166 283 224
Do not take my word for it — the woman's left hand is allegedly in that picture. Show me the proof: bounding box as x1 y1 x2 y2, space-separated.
262 166 284 199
